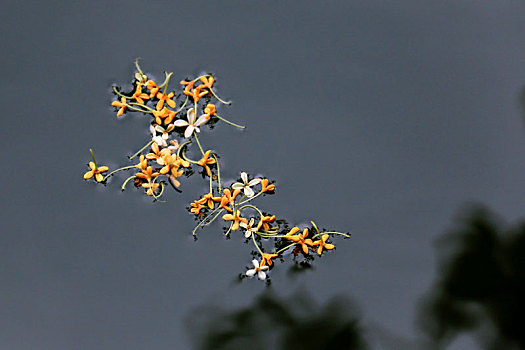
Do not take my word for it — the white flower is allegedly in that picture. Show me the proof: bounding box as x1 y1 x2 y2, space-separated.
231 172 261 197
240 218 257 238
150 124 175 147
246 259 269 280
173 107 210 138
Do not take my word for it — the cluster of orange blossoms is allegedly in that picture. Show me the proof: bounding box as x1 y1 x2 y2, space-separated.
84 62 349 282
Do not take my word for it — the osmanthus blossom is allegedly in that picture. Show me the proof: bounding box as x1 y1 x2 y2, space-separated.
197 150 216 177
284 227 314 254
111 97 127 117
173 107 210 138
150 124 175 147
239 218 257 238
83 162 109 183
246 259 269 280
231 172 261 197
312 234 335 255
222 210 248 231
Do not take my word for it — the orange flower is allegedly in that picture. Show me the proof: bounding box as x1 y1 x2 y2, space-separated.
159 153 185 178
257 214 276 231
83 161 109 182
260 179 275 193
146 142 170 165
190 200 205 216
156 91 176 110
135 155 148 171
136 166 159 181
142 181 160 196
153 107 176 125
311 234 335 255
145 80 160 98
284 227 314 254
197 150 216 177
111 97 127 117
222 210 248 231
199 192 222 209
132 85 150 105
203 103 216 118
199 76 215 89
218 188 241 212
260 253 278 267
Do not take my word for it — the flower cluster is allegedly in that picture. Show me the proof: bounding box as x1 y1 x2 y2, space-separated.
84 61 350 282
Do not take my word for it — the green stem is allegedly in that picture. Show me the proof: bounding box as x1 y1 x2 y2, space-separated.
89 148 97 167
177 140 192 159
129 140 154 160
251 231 264 256
193 131 205 156
159 71 173 91
174 96 189 114
215 114 245 129
276 243 297 255
209 88 231 105
212 154 221 192
181 150 199 164
121 175 136 191
135 58 144 76
112 86 130 99
102 165 138 181
128 102 156 113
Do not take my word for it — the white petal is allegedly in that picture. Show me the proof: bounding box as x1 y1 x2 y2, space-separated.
259 265 269 271
155 125 165 133
244 186 255 197
244 230 252 238
241 172 248 184
231 183 244 190
195 114 210 127
184 125 195 138
166 124 175 132
187 108 196 124
150 125 156 135
194 127 201 133
257 271 267 280
246 269 256 277
248 178 261 186
173 120 189 127
239 221 248 229
252 259 259 268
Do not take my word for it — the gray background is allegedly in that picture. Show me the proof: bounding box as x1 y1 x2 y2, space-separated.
1 1 524 349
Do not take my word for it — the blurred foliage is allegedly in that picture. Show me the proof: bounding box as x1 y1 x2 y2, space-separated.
418 204 525 349
185 290 368 350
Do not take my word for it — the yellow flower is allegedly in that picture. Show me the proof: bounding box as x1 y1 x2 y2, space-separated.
311 234 335 255
136 166 159 181
198 192 222 209
135 155 148 171
146 142 170 165
190 200 205 216
199 76 215 90
83 161 109 183
197 150 216 177
111 97 127 117
222 210 248 231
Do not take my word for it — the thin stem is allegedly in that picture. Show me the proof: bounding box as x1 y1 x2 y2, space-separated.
129 140 154 160
159 71 173 90
89 148 97 167
102 165 137 181
112 86 130 99
193 131 205 156
239 191 263 205
161 72 173 95
181 150 199 164
276 243 297 255
239 204 263 218
135 58 144 76
209 172 213 194
128 102 156 113
121 175 136 191
215 114 245 129
174 96 189 114
126 104 154 114
212 154 221 192
209 88 231 105
177 140 192 159
251 232 264 256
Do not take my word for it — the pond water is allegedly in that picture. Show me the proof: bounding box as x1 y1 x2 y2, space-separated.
1 1 525 349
